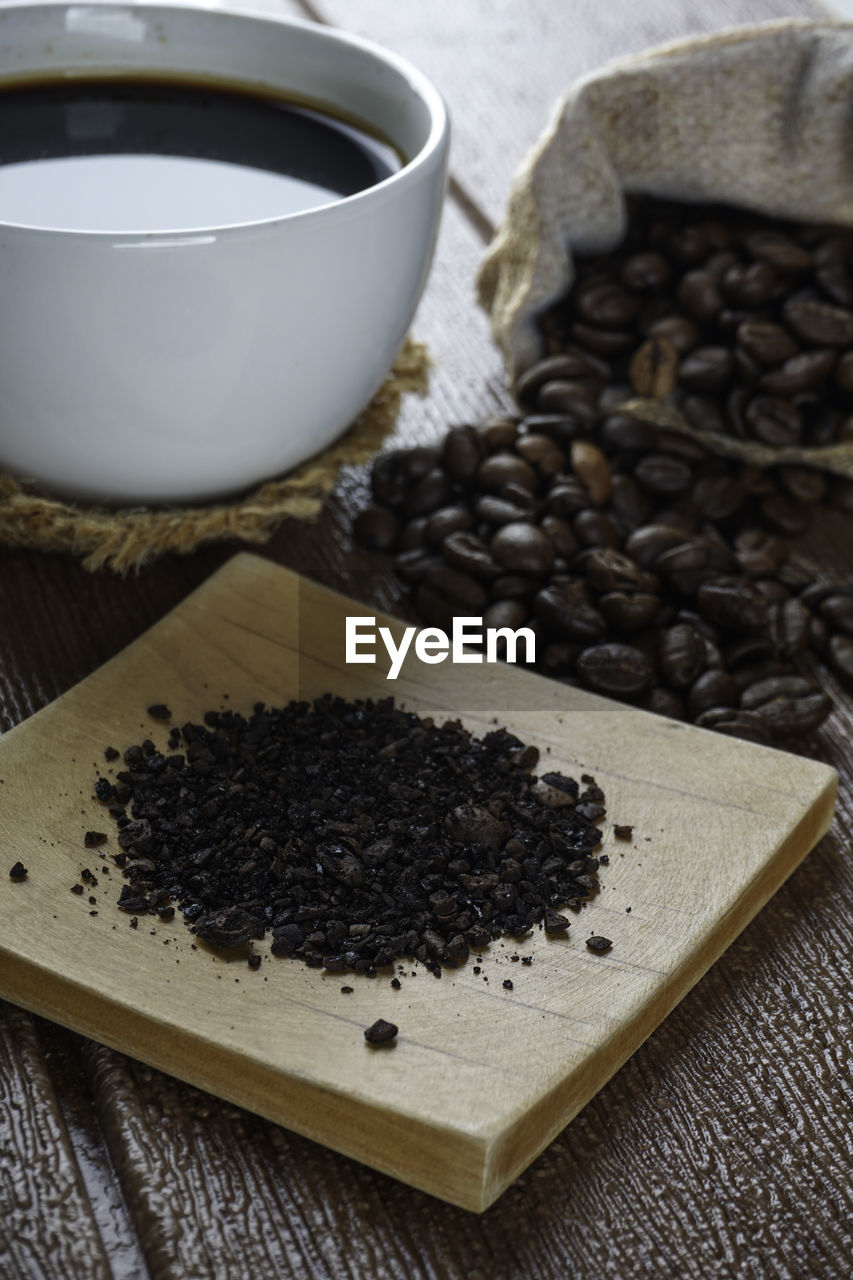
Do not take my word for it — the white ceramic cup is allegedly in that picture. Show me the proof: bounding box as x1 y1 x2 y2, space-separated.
0 1 449 502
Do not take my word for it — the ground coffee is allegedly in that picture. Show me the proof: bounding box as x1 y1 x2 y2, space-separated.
95 696 606 975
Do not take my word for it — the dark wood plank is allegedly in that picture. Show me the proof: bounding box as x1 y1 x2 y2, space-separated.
0 1004 114 1280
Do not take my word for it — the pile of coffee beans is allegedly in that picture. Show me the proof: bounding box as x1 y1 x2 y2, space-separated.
353 199 853 747
537 195 853 462
95 696 606 973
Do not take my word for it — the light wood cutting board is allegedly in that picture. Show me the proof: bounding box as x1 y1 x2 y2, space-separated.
0 553 837 1211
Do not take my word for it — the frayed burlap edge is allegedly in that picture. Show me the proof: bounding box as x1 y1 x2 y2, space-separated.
0 338 429 575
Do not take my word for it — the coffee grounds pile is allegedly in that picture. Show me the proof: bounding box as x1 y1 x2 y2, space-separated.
95 696 605 975
354 198 853 748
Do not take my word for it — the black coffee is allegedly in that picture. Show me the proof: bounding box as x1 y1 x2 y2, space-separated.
0 74 402 231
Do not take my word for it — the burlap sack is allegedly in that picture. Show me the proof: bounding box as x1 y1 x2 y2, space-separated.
478 19 853 383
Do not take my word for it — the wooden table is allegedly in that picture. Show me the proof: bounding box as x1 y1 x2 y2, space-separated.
1 1 850 1276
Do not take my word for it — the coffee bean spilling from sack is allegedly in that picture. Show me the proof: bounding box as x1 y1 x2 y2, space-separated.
536 194 853 466
354 200 853 746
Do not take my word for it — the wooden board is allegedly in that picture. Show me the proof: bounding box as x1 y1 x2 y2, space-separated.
0 553 836 1212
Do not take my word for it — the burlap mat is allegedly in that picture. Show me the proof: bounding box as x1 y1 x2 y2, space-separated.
0 338 429 575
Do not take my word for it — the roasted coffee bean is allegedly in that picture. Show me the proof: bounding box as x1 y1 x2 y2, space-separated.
479 416 519 450
395 517 428 553
536 379 600 423
571 440 611 504
576 280 641 329
516 433 566 476
584 548 650 594
572 509 622 549
540 515 580 559
535 587 607 643
743 229 812 274
403 446 441 481
424 505 474 545
609 474 652 528
646 314 701 354
737 320 798 367
514 353 601 404
819 592 853 636
694 707 772 745
477 452 538 493
644 538 710 590
599 592 661 631
677 269 724 320
697 578 769 632
633 453 694 499
760 348 835 396
629 336 679 399
722 261 777 306
744 396 802 447
482 600 529 631
659 624 707 688
783 297 853 346
407 468 454 517
677 346 734 391
443 425 484 482
624 524 689 569
692 473 746 521
476 494 536 526
571 322 635 355
542 479 592 518
442 532 501 579
740 676 831 736
491 522 556 576
687 669 740 718
577 643 653 697
768 599 811 659
520 413 588 446
704 249 740 278
816 263 853 307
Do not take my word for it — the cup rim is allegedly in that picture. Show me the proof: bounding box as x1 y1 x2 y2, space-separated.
0 0 450 238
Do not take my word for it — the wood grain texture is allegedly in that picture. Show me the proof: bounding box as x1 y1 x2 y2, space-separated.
0 1004 113 1280
0 0 851 1272
0 555 835 1211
